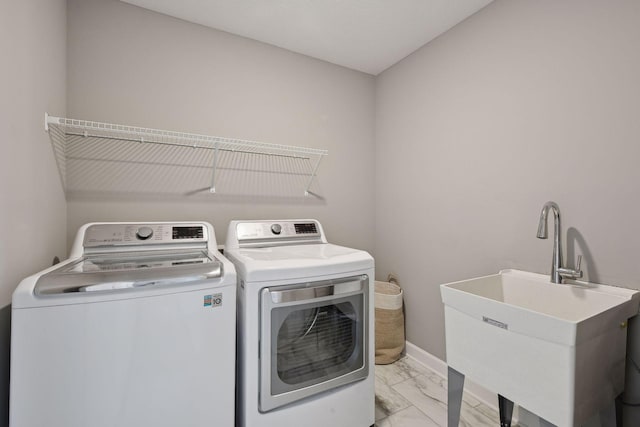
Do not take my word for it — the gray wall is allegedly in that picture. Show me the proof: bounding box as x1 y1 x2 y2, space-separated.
0 0 67 423
66 0 376 252
375 0 640 360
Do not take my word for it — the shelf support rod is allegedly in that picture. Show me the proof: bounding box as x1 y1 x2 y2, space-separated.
210 140 219 193
304 155 324 196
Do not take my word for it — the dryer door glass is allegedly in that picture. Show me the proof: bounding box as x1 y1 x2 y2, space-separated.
259 275 369 412
276 298 361 386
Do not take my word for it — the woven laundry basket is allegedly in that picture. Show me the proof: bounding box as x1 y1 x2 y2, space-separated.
374 279 404 365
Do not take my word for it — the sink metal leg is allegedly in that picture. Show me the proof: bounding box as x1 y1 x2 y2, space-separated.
498 394 514 427
447 367 465 427
599 400 616 427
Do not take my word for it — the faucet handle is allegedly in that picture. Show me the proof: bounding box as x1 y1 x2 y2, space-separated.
558 255 583 281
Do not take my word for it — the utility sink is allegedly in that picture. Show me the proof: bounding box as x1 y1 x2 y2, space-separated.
441 269 640 427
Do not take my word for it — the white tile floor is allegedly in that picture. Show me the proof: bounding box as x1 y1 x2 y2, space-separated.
374 356 514 427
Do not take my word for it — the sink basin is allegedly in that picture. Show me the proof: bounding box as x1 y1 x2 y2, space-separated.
440 269 640 426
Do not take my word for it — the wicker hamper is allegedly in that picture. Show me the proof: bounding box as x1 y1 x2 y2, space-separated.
374 278 404 364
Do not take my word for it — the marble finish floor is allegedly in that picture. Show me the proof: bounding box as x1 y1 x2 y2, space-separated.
374 356 516 427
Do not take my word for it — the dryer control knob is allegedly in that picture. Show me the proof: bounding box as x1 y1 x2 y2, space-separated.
136 226 154 240
270 224 282 235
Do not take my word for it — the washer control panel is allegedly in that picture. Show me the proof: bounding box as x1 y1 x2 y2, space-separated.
83 223 207 248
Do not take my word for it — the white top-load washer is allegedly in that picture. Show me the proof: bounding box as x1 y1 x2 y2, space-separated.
10 221 236 427
225 219 375 427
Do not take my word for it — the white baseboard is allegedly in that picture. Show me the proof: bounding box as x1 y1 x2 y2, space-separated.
404 341 499 411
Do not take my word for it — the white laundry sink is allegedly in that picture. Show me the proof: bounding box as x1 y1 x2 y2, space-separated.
440 269 640 427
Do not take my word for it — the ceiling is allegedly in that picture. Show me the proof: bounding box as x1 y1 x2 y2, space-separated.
121 0 494 75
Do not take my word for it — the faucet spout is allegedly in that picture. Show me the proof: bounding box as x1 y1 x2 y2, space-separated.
537 201 563 284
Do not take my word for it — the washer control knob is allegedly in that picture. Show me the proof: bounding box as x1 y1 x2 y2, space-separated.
136 226 154 240
271 224 282 235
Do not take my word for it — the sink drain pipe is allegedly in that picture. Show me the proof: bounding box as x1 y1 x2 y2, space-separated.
623 315 640 426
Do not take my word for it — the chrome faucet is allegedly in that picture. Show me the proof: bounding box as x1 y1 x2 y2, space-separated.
536 201 582 283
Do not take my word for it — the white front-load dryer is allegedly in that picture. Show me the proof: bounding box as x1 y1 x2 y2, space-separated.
10 222 237 427
225 219 375 427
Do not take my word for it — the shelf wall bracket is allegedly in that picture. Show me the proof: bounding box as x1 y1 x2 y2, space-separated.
210 140 219 193
304 155 324 196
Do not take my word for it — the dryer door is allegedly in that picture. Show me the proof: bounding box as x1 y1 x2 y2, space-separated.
259 275 369 412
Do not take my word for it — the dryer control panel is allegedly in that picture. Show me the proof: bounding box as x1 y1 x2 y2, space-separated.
83 223 208 248
232 220 324 247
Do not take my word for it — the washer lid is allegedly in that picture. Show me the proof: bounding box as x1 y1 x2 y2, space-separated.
34 250 222 295
227 243 373 282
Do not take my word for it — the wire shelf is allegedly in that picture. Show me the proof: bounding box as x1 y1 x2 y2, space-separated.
45 113 327 198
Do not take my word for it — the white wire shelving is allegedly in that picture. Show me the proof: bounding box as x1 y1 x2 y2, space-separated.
45 113 328 198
